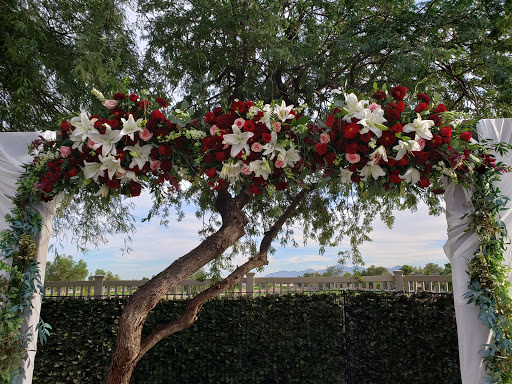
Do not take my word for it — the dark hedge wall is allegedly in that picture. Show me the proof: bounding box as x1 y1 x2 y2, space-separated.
33 292 460 384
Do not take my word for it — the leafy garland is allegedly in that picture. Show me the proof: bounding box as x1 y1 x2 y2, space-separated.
0 84 511 382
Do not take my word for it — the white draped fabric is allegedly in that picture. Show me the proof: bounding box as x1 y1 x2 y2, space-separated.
0 133 61 384
443 119 512 384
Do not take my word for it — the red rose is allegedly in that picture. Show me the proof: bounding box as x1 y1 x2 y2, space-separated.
391 86 408 101
385 104 401 122
61 120 72 133
249 184 262 194
460 131 472 142
439 126 452 137
427 134 443 148
205 168 217 178
215 151 227 162
275 182 288 191
212 107 223 116
412 151 429 164
418 176 431 188
107 178 120 189
350 173 361 183
372 91 387 101
155 97 168 108
113 93 126 100
244 121 255 132
345 142 358 154
151 110 165 120
108 119 119 129
359 132 372 142
414 103 429 113
205 112 216 124
378 131 396 147
158 145 173 157
216 113 237 130
160 159 173 172
315 143 328 156
129 94 139 102
430 115 442 127
324 152 336 166
137 100 150 111
326 114 335 128
432 104 447 114
397 155 409 167
343 123 359 139
261 133 272 143
127 181 142 197
357 144 369 154
64 169 78 180
389 169 402 184
416 93 430 104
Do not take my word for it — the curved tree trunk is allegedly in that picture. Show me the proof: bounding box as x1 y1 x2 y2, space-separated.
105 188 250 384
104 186 311 384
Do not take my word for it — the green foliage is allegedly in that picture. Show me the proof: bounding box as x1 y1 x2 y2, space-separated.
302 265 344 277
139 0 512 117
45 255 88 281
32 293 459 383
360 265 392 276
88 269 120 281
0 0 141 132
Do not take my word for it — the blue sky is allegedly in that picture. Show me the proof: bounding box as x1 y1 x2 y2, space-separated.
49 191 450 279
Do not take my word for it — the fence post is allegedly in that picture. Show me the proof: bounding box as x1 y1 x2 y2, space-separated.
393 270 404 292
94 275 106 298
246 272 255 298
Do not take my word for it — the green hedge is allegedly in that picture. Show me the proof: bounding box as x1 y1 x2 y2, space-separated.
33 292 460 384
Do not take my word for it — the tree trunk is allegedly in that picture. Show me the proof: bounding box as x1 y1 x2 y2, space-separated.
104 189 250 384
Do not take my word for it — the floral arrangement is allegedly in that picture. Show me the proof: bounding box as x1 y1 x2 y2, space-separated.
27 86 491 204
1 84 511 382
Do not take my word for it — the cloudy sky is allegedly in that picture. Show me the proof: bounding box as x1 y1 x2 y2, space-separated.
50 191 450 279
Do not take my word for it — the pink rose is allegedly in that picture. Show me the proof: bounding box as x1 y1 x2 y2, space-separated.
59 146 71 158
251 142 262 152
417 137 426 150
150 160 161 171
210 125 218 136
139 128 153 141
233 118 245 129
346 153 361 164
275 159 285 168
241 164 252 175
368 103 380 111
272 122 282 132
320 133 330 144
103 100 119 110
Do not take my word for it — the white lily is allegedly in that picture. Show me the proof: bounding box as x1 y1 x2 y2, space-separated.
262 131 279 159
343 93 369 122
70 110 98 145
399 167 421 184
276 145 301 167
402 114 434 140
249 159 271 180
219 160 243 181
274 100 295 122
340 168 353 184
358 161 386 181
99 155 123 180
358 108 387 138
222 125 254 157
393 139 421 161
89 124 123 157
123 143 153 170
119 170 138 183
121 114 144 140
94 184 109 197
370 145 388 163
82 160 103 182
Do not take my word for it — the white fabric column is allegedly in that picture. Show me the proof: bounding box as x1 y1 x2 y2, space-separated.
0 133 61 384
443 119 512 384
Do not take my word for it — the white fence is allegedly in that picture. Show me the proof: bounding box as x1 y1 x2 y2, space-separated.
44 270 452 299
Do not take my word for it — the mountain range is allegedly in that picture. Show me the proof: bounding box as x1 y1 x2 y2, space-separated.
264 264 403 277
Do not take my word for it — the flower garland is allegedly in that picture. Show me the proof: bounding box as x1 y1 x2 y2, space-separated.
1 84 511 382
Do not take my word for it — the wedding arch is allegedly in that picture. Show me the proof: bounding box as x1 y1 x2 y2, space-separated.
1 85 511 384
